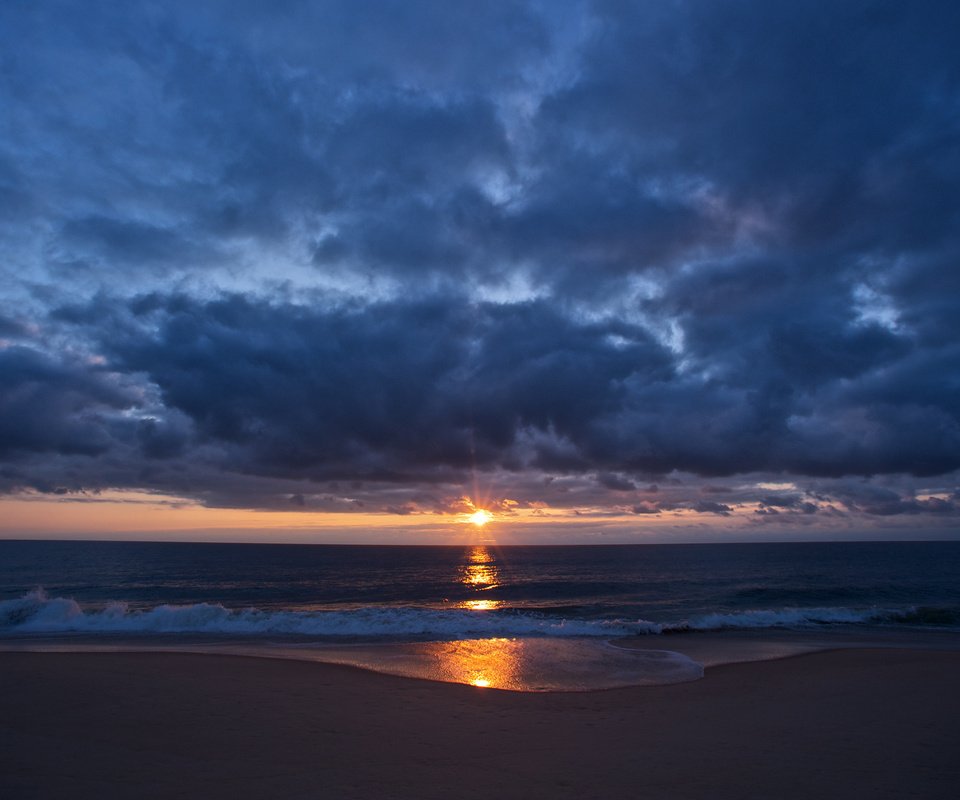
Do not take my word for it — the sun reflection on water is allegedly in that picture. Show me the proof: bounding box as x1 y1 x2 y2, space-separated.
462 599 499 611
459 545 499 586
457 545 503 610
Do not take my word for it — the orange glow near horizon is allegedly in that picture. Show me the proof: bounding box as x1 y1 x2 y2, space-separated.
0 488 783 544
0 491 437 532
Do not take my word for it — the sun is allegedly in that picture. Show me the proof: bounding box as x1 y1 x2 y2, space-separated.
468 509 494 527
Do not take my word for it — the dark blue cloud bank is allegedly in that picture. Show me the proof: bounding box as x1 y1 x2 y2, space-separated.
2 0 959 532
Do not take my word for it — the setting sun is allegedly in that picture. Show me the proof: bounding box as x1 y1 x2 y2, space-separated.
468 509 493 527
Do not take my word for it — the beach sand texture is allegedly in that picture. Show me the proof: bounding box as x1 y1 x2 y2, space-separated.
1 649 958 799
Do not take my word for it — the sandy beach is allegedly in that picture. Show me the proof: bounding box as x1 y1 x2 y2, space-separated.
1 648 958 799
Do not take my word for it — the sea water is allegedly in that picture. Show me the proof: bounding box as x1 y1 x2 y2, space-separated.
2 540 958 690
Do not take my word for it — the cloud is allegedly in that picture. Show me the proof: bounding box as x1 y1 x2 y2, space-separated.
34 291 958 489
1 1 959 534
692 500 733 516
0 345 136 459
825 482 960 517
597 472 637 492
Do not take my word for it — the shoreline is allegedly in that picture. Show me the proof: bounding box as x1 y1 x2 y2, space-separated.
3 626 960 687
2 647 959 799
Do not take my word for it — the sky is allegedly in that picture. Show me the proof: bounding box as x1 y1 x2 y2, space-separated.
1 0 959 543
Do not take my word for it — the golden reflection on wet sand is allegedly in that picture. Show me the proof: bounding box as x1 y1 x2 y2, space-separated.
431 637 523 689
300 637 704 691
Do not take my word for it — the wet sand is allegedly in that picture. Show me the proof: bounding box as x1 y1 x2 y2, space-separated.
1 648 958 799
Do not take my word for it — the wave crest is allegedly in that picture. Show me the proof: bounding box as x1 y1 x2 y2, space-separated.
0 589 662 638
2 590 955 639
672 605 959 631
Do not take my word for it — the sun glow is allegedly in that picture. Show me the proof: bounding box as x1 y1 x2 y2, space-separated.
468 509 493 527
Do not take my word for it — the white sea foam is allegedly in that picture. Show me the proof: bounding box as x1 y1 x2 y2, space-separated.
674 606 897 631
0 589 662 638
0 589 927 639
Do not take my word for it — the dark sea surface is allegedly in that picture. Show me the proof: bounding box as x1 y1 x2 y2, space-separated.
2 540 959 640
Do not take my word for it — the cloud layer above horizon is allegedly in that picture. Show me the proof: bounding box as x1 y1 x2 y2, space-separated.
2 0 960 535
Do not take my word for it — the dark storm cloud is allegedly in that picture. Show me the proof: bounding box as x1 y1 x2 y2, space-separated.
822 482 960 517
0 0 539 289
32 291 958 493
0 346 136 459
597 472 637 492
0 314 29 338
540 1 960 210
59 216 211 271
1 1 960 527
79 293 674 480
692 501 733 516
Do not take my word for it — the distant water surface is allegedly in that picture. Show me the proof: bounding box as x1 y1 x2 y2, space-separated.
2 540 958 690
2 539 958 635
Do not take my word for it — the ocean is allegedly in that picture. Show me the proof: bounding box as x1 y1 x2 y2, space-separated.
3 539 959 690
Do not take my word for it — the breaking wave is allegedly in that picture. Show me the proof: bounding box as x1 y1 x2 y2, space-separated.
2 590 955 639
675 607 887 630
670 605 960 631
0 589 661 638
